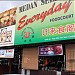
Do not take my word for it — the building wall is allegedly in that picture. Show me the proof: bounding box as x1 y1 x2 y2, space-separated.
66 44 75 71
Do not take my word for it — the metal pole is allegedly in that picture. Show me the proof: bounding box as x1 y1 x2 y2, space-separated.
21 68 25 75
56 71 61 75
27 70 30 75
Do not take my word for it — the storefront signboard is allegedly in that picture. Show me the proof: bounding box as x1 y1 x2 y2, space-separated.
0 8 16 47
15 0 75 45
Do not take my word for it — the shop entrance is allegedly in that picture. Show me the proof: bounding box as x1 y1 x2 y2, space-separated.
0 59 12 74
0 58 19 74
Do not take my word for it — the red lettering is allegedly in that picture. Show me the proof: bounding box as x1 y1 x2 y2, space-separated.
49 27 56 34
18 15 27 30
29 18 34 23
62 0 71 13
73 24 75 31
17 0 72 30
35 14 40 21
40 12 46 22
58 26 65 34
48 3 55 15
66 24 74 32
42 28 48 36
54 3 61 12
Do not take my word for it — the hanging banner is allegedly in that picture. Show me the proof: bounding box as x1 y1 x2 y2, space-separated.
0 8 16 47
15 0 75 45
38 44 63 56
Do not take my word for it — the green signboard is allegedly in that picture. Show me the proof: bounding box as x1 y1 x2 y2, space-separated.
15 0 75 45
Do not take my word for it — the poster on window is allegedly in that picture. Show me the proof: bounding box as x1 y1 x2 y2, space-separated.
38 44 63 56
0 25 15 47
0 49 14 58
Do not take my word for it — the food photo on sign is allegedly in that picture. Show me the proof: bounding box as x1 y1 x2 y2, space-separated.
0 8 16 28
0 7 16 47
38 44 63 56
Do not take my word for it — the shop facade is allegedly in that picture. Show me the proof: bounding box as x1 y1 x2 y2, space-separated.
0 0 75 74
0 7 21 74
15 0 75 74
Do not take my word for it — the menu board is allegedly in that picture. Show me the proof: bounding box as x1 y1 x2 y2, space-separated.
0 49 14 58
38 44 63 56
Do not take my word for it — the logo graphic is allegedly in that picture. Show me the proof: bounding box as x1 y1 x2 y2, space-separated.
21 27 34 42
24 32 31 38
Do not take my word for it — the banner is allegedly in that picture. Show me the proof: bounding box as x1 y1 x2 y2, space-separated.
15 0 75 45
38 44 63 56
0 49 14 58
0 8 16 47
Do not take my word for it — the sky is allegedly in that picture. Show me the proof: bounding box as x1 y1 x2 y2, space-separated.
0 1 31 13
